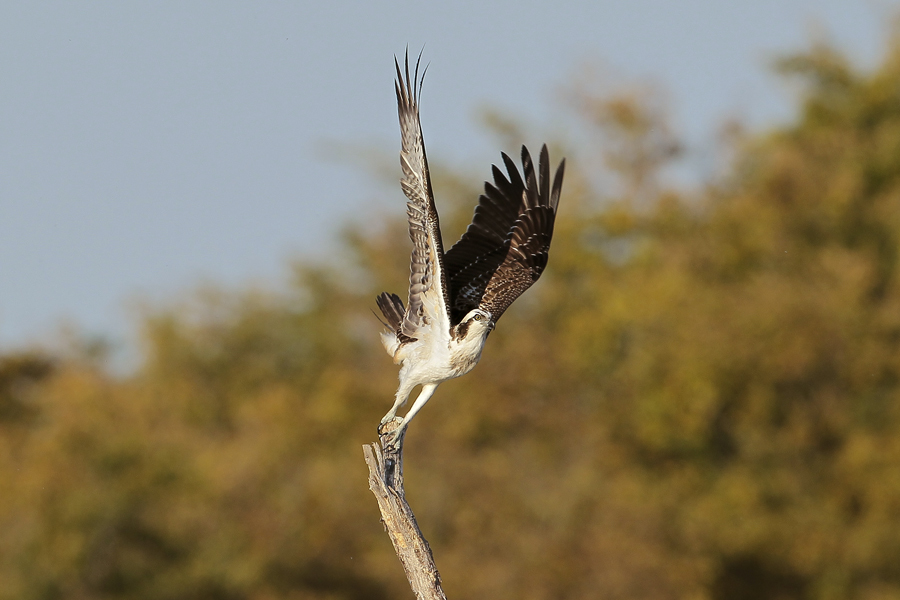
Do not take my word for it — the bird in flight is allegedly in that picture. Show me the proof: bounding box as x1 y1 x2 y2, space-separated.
376 51 565 449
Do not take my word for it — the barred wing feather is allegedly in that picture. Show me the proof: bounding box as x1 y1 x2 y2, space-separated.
394 52 452 339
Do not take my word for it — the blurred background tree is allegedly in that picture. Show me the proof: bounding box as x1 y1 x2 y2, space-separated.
3 36 900 600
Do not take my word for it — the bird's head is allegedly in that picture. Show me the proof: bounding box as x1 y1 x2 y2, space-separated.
455 308 494 340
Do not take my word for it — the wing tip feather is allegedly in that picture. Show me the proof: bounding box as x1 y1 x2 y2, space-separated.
550 156 565 212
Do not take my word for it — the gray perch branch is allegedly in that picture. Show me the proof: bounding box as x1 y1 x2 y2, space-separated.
363 418 447 600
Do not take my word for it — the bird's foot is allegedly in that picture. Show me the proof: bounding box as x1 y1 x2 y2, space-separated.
378 418 406 452
377 412 399 435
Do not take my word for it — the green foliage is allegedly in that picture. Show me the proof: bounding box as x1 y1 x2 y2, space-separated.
4 38 900 599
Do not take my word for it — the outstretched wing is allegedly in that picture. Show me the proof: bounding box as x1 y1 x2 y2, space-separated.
394 51 452 340
444 145 564 324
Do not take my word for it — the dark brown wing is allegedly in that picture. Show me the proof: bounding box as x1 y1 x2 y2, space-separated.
443 151 529 323
444 144 564 324
394 50 452 339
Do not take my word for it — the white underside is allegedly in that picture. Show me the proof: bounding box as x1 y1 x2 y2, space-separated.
379 302 489 432
382 326 484 389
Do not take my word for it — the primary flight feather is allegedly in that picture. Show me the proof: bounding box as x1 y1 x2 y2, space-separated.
377 51 565 448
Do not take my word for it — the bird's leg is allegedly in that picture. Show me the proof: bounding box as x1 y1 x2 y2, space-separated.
379 394 406 430
382 383 439 450
379 382 414 432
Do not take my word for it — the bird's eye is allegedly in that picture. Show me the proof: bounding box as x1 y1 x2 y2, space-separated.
473 314 484 322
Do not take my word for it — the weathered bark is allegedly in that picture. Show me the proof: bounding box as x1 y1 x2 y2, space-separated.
363 419 447 600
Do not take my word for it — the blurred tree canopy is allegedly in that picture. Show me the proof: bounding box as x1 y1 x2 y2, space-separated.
4 37 900 600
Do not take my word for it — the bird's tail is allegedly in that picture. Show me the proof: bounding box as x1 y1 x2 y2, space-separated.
376 292 405 332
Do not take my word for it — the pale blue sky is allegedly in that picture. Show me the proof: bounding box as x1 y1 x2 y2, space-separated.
0 1 891 356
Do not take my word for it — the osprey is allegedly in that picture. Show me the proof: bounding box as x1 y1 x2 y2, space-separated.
377 52 565 448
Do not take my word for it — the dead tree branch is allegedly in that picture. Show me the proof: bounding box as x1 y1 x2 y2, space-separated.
363 419 447 600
